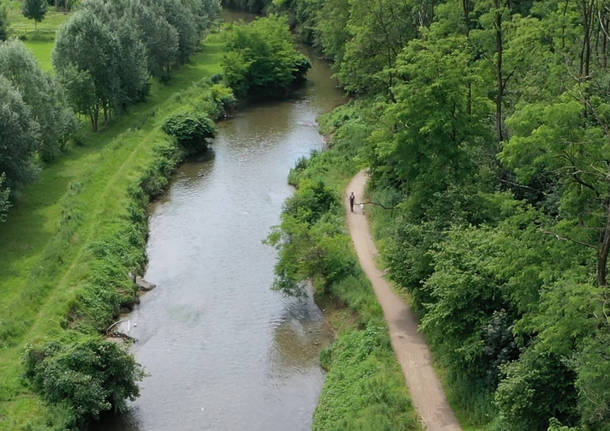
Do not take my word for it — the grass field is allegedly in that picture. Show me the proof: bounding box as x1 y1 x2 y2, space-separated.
6 0 69 71
0 6 227 425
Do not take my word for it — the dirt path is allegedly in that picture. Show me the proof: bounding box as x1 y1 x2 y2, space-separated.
346 170 462 431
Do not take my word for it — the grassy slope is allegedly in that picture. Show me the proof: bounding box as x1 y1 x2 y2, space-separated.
0 8 225 426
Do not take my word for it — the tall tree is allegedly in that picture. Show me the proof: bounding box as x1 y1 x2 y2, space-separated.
159 0 200 63
127 0 179 79
0 1 8 41
0 40 77 161
54 9 121 130
0 76 40 195
22 0 47 29
335 0 426 93
501 90 610 286
371 34 493 212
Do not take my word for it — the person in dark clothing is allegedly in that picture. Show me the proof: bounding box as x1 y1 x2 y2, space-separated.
349 192 355 212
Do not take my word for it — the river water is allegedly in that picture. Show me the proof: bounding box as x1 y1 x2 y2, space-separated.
96 19 346 431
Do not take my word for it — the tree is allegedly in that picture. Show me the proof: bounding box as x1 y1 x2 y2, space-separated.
371 34 493 214
162 113 215 154
113 15 150 107
315 0 350 63
186 0 221 35
0 1 8 41
222 16 310 97
0 173 10 222
126 0 179 79
22 0 47 29
0 76 40 195
501 91 610 286
54 9 121 130
159 0 200 63
24 338 145 424
334 0 430 93
0 40 77 161
78 0 149 108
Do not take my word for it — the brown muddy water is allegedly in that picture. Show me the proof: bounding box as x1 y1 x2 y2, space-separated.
94 21 346 431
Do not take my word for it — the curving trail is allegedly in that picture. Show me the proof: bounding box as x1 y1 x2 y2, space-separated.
345 170 462 431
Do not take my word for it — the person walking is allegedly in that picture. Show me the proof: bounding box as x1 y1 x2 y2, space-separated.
349 192 355 213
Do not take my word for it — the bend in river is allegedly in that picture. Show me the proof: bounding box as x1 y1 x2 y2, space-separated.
94 30 346 431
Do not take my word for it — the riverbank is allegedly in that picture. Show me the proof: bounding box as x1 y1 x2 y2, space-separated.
0 32 227 429
271 110 422 430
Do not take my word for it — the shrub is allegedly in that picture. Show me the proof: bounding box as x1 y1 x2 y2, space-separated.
24 338 145 425
222 16 311 97
495 347 579 431
0 173 10 222
162 113 215 154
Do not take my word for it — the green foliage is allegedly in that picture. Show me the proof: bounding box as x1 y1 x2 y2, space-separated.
222 15 310 97
371 33 493 215
0 1 8 40
23 338 144 424
162 112 215 154
54 0 219 129
0 29 227 428
0 40 77 161
315 324 420 431
0 75 39 194
22 0 47 26
158 0 200 63
53 9 122 130
282 0 610 428
127 0 179 80
495 347 579 430
222 0 270 13
0 173 10 222
267 179 353 296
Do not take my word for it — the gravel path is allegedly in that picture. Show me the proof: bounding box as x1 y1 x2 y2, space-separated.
345 170 462 431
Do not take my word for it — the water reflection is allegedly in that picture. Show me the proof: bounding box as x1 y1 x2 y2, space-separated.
269 293 334 374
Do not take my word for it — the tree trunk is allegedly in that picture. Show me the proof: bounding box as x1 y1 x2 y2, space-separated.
580 0 595 78
603 16 609 69
597 201 610 287
495 0 504 143
463 0 472 116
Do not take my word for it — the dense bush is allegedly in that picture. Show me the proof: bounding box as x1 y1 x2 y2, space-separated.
162 113 215 154
266 179 353 296
24 338 144 424
222 15 310 97
0 173 10 222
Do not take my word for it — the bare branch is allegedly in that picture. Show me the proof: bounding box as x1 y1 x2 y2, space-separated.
541 228 597 249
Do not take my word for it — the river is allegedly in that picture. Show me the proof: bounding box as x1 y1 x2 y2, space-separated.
95 15 346 431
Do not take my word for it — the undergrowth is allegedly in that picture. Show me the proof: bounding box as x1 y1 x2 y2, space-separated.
270 101 423 430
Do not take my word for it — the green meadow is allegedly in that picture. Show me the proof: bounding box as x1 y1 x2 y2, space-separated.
6 0 68 71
